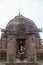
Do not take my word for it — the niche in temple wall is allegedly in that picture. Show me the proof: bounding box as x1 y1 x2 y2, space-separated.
29 35 36 43
29 35 36 50
7 35 14 43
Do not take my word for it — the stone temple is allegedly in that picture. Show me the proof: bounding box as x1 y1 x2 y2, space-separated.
0 14 43 64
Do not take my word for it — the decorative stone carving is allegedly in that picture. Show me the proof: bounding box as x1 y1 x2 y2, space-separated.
7 34 16 62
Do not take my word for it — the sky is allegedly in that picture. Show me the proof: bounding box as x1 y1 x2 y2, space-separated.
0 0 43 39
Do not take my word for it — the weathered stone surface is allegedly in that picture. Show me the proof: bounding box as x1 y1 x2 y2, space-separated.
6 63 38 65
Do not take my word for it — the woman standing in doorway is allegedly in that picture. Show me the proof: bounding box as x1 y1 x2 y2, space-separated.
19 45 26 61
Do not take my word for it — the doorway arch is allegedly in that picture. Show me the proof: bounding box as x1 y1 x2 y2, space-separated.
16 38 26 58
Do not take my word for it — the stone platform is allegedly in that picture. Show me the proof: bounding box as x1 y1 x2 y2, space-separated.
6 63 38 65
2 59 43 65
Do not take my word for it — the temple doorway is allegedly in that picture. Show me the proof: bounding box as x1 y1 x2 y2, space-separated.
16 39 26 58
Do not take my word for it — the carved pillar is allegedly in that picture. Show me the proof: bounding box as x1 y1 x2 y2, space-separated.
7 34 16 62
25 39 29 58
27 35 37 62
13 36 16 61
26 38 30 62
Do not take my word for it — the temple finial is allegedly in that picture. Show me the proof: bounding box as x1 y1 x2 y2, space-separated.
18 9 21 15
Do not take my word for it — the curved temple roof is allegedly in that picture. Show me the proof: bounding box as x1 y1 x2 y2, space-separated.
6 15 38 32
1 14 40 38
